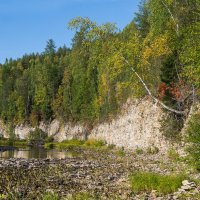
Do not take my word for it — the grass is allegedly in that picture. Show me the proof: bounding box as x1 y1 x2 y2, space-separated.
44 139 106 150
84 139 106 148
42 192 60 200
146 146 159 154
130 171 186 195
135 147 144 155
167 148 180 161
116 147 126 157
41 192 98 200
0 138 28 147
67 192 102 200
0 138 107 151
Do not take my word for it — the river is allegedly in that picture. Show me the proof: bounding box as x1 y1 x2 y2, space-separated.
0 147 75 159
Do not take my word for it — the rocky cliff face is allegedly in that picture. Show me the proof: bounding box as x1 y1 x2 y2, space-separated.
89 98 171 150
0 98 172 150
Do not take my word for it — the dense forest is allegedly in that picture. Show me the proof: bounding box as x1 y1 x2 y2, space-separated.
0 0 199 126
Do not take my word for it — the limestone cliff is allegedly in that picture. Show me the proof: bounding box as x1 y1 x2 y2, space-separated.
0 98 173 150
89 98 171 150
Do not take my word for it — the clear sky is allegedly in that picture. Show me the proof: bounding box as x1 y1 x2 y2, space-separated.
0 0 140 64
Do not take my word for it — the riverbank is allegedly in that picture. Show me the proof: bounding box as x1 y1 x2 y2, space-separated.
0 146 199 199
0 138 107 150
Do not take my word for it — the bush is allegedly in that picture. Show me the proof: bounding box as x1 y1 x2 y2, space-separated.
44 143 55 149
55 139 84 150
167 148 179 161
44 139 107 150
130 172 186 194
135 147 143 155
116 147 126 157
147 146 159 154
107 144 116 150
0 133 4 139
68 192 97 200
42 192 60 200
185 113 200 170
45 135 54 143
160 114 183 141
28 128 48 141
84 139 106 148
0 138 28 147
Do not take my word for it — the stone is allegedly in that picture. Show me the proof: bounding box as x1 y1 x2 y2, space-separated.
181 185 192 191
88 98 171 151
182 180 190 186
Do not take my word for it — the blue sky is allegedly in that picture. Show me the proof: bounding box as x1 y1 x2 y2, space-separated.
0 0 140 63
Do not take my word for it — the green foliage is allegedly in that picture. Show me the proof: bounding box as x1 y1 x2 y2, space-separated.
28 128 48 141
160 114 183 141
68 192 97 200
167 148 180 161
0 138 27 147
42 192 60 200
45 135 54 143
55 139 85 150
44 142 55 149
44 139 107 150
146 146 159 154
134 0 150 38
0 1 199 127
130 172 186 194
186 113 200 170
44 39 56 56
116 147 126 157
135 147 144 155
84 139 106 147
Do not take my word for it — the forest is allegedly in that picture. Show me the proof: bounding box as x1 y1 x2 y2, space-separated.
0 0 199 127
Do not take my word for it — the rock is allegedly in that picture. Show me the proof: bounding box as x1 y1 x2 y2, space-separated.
182 180 190 186
181 185 192 191
89 98 171 152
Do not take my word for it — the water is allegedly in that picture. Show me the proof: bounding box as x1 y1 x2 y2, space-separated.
0 148 77 159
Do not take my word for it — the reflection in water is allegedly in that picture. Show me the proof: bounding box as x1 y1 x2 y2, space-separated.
0 148 76 159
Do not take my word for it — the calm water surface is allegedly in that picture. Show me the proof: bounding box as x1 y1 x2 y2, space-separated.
0 148 76 159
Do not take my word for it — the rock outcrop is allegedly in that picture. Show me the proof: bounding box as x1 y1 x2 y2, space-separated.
0 98 173 150
89 98 170 150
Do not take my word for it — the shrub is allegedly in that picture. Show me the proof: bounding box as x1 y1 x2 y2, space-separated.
147 146 159 154
135 147 143 155
116 147 126 157
14 139 28 147
0 133 4 139
84 139 106 148
44 143 55 149
130 172 186 195
160 114 183 141
107 144 116 150
55 139 84 150
167 148 179 161
68 192 97 200
0 138 27 147
28 128 48 141
42 192 60 200
185 113 200 170
45 135 54 143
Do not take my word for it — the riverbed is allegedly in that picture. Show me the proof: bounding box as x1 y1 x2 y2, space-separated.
0 146 199 199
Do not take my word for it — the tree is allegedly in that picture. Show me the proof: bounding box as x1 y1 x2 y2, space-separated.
44 39 56 55
134 0 150 38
